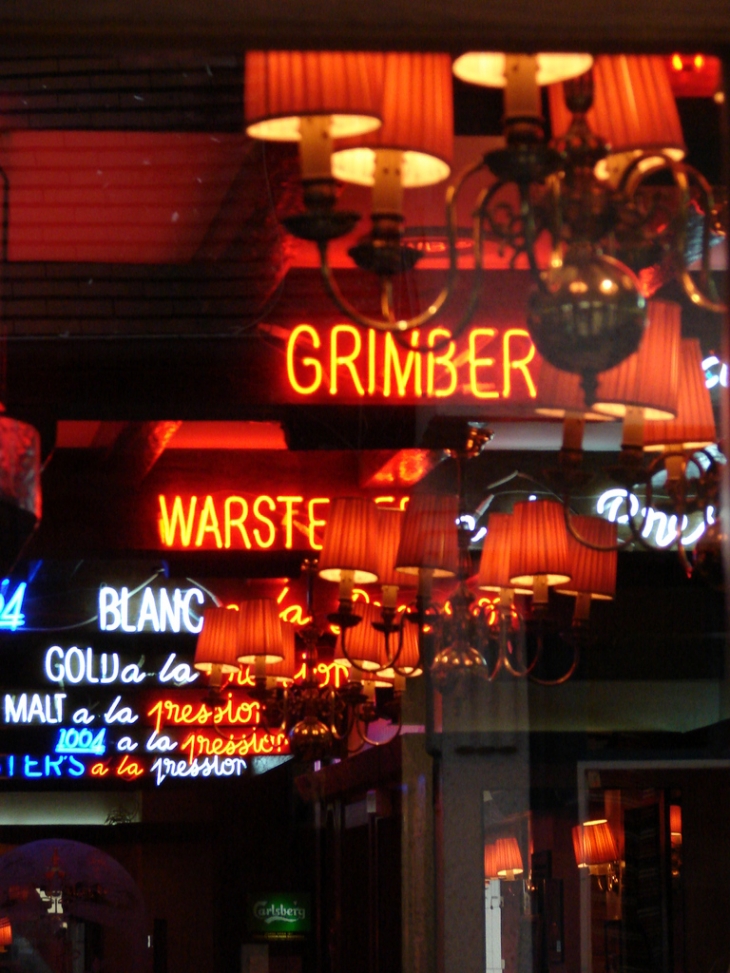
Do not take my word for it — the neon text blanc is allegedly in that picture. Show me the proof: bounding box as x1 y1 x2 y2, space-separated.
99 585 205 633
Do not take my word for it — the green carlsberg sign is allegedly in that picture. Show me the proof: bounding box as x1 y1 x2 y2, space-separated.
246 894 311 938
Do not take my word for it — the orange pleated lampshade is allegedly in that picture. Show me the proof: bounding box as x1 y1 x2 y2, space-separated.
495 837 524 878
509 500 572 587
556 515 617 599
572 819 619 869
670 804 682 837
375 507 417 588
593 300 681 420
533 356 614 420
549 56 685 171
477 513 533 595
379 615 422 677
332 53 453 188
344 601 385 670
395 494 460 577
318 497 381 584
194 607 242 674
643 339 716 450
266 620 298 684
484 843 500 880
245 51 382 141
0 917 11 949
236 598 285 664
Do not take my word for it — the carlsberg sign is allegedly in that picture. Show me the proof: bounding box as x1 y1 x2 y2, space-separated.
246 894 311 937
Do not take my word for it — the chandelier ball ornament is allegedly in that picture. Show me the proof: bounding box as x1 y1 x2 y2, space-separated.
288 711 334 762
527 249 647 405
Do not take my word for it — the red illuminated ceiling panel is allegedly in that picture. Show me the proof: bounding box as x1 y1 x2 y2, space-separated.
2 131 246 262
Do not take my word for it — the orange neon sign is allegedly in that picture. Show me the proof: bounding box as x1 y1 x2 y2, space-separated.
180 729 289 763
147 694 261 733
285 324 537 402
157 493 406 552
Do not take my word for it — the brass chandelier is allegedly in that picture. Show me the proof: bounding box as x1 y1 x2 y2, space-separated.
244 51 726 402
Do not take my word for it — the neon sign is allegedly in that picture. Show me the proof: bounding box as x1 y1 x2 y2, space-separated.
99 585 205 633
285 324 538 403
4 693 66 724
150 755 246 785
596 489 715 547
43 647 198 688
55 727 106 756
157 493 333 551
0 580 27 630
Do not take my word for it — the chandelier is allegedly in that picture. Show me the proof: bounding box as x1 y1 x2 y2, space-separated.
192 449 625 759
243 51 725 401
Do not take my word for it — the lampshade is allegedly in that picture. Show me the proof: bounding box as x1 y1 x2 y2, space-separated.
670 804 682 838
266 620 297 684
484 843 500 881
375 507 417 589
318 497 381 584
245 51 382 141
572 819 619 870
332 53 453 189
549 56 686 178
345 601 384 671
494 837 524 879
533 356 614 420
477 513 532 595
642 339 716 450
193 607 242 674
453 53 593 88
593 300 681 420
236 598 285 664
556 515 618 600
380 615 422 677
509 500 572 587
0 917 11 949
395 494 460 577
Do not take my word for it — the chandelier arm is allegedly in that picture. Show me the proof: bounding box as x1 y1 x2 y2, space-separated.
317 156 488 336
326 688 353 743
518 182 545 285
501 633 541 678
356 700 404 748
381 279 396 324
528 640 580 687
675 165 726 314
619 154 725 314
563 500 632 552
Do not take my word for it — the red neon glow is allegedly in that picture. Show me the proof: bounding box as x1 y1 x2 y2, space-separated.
147 694 261 733
285 325 538 402
180 729 289 763
116 754 145 779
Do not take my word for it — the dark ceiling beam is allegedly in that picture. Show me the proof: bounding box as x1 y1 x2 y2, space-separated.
1 3 729 53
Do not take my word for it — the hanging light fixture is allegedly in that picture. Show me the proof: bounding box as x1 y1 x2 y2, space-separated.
494 837 524 880
244 47 726 391
245 51 382 240
193 607 243 692
330 53 453 286
0 917 11 951
556 515 617 625
572 819 620 891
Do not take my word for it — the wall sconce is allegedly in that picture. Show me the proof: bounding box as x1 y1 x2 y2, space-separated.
670 804 683 877
572 819 620 893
